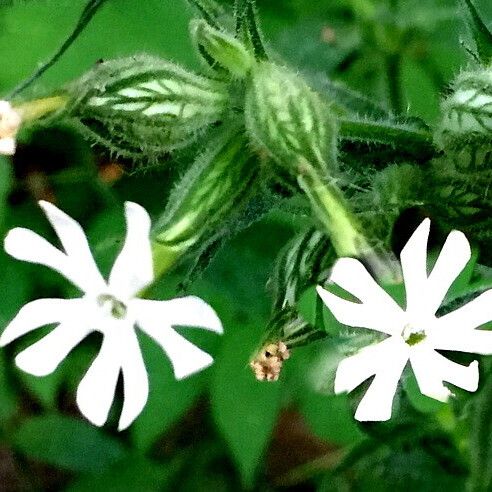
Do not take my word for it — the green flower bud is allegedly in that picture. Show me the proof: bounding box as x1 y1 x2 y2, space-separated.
438 68 492 152
245 61 337 178
151 125 259 278
67 55 230 163
271 228 333 311
190 19 254 77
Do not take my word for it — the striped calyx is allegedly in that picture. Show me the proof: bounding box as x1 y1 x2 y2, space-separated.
245 62 337 178
68 55 230 162
190 19 254 78
439 68 492 151
271 228 333 311
152 126 259 269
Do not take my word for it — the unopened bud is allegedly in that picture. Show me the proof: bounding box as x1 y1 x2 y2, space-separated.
151 126 259 277
190 19 254 77
245 62 337 177
69 55 230 162
438 68 492 151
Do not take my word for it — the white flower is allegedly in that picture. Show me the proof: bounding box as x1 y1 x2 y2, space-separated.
317 218 492 422
0 101 21 155
0 201 223 430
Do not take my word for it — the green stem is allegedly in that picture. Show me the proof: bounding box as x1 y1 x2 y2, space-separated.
297 165 368 258
339 117 436 158
297 162 399 283
8 0 108 98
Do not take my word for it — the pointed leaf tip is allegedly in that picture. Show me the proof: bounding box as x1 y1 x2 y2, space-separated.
461 0 492 65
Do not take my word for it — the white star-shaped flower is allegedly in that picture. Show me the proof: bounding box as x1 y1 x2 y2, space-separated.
0 101 21 155
1 201 223 430
317 218 492 422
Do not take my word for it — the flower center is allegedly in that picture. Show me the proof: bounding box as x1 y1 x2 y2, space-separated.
96 294 127 319
401 324 426 346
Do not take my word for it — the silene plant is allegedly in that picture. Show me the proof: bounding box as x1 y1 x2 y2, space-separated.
4 0 492 489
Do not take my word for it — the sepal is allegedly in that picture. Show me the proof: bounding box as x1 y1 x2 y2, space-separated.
190 19 254 77
68 55 230 163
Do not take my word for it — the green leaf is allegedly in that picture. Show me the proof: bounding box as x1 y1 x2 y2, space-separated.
299 391 365 446
402 371 446 415
66 456 177 492
17 368 63 409
13 414 126 473
211 323 282 488
130 333 206 452
0 351 18 423
460 0 492 65
469 372 492 491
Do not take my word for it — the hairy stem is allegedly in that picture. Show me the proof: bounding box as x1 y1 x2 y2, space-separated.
339 117 436 159
297 161 399 283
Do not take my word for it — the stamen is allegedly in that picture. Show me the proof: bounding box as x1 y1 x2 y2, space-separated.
97 294 127 319
401 324 426 346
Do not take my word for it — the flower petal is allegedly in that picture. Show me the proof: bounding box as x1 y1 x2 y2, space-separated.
400 218 431 315
118 329 149 431
431 290 492 355
410 347 478 401
433 290 492 333
435 329 492 355
76 333 122 428
317 285 402 335
108 202 153 299
132 297 223 333
4 227 79 284
0 298 84 346
425 230 471 315
0 137 16 155
15 322 91 376
39 201 105 292
354 342 409 421
335 337 408 394
137 313 213 379
154 328 214 379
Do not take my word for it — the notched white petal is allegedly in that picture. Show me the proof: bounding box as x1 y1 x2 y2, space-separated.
334 338 407 394
5 226 68 270
354 348 408 422
76 334 121 427
15 322 90 376
425 230 471 315
138 314 214 379
117 330 149 431
411 348 479 402
0 298 82 347
334 337 408 422
38 201 105 292
134 297 223 333
434 290 492 335
400 218 430 314
316 285 401 335
162 330 214 380
108 202 153 299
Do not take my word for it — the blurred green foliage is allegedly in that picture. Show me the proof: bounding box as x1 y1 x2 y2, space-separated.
0 0 492 491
